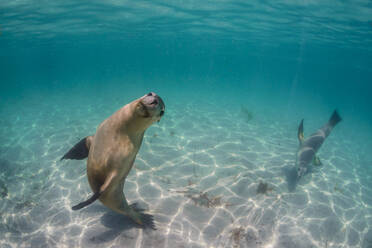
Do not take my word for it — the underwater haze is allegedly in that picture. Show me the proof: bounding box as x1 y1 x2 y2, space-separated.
1 1 372 247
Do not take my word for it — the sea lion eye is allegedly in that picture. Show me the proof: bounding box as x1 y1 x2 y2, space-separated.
147 92 153 96
160 110 164 116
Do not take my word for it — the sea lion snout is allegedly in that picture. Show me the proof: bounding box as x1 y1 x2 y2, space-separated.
140 92 165 120
143 92 160 104
145 92 157 105
145 92 164 106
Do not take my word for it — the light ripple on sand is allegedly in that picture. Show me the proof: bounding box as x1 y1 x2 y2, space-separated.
0 99 371 248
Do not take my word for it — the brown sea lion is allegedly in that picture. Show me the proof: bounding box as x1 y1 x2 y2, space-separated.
61 92 165 229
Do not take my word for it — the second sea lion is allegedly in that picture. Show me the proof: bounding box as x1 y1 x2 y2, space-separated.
296 110 342 179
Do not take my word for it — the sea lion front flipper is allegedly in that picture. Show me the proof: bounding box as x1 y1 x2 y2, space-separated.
120 197 156 229
130 203 156 230
61 136 93 160
312 156 322 166
109 183 156 229
297 119 305 144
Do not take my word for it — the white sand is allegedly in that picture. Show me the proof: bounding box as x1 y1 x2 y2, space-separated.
0 91 371 248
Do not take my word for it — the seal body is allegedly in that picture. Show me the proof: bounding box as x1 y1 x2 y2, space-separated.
62 92 165 229
296 110 341 179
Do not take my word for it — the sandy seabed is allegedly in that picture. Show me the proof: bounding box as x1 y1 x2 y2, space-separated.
0 94 371 248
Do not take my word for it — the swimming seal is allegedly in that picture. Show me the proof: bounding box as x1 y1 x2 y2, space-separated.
296 110 342 179
61 92 165 229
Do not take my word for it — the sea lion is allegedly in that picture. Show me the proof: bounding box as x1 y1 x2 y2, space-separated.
296 110 342 179
61 92 165 229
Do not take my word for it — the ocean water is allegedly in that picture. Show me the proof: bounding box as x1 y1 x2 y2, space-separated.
1 1 372 247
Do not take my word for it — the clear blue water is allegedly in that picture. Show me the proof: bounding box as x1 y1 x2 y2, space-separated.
1 1 372 248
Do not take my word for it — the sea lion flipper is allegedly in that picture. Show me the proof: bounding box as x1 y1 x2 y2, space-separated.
114 193 156 229
72 171 116 210
130 203 156 230
312 156 322 166
138 212 156 230
129 203 144 212
329 110 342 127
61 136 93 160
72 191 100 210
297 119 305 144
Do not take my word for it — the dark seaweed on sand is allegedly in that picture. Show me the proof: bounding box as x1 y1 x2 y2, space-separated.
334 183 344 194
190 192 223 208
230 226 245 247
256 181 273 195
14 199 36 210
173 188 226 208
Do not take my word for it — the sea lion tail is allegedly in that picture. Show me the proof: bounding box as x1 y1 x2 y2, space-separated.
72 192 100 210
72 171 116 210
61 136 92 160
297 119 305 144
328 110 342 128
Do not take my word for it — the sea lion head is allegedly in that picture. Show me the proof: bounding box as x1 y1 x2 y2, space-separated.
132 92 165 128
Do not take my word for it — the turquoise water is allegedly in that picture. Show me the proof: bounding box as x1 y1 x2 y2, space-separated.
1 1 372 247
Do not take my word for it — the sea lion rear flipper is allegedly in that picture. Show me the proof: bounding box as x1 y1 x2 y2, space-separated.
72 171 116 210
72 192 100 210
312 156 322 166
61 136 93 160
297 119 305 144
329 110 342 128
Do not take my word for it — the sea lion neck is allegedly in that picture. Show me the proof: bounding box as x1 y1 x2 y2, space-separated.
112 102 148 153
116 101 151 135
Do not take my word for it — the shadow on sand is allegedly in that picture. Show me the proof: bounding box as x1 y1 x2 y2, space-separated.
89 212 136 244
85 205 153 245
282 166 299 192
283 165 316 192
